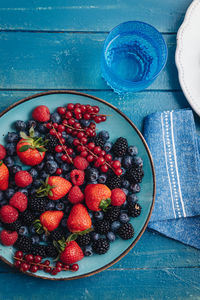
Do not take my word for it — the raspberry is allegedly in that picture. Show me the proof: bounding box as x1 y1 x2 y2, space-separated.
111 188 126 206
70 169 85 186
32 105 50 122
92 238 110 254
9 192 28 212
15 171 33 188
0 144 6 160
68 185 84 204
73 156 89 170
117 223 134 240
0 205 19 224
0 230 18 246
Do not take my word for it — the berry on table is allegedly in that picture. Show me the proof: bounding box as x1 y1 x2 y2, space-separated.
32 105 50 122
76 233 91 247
125 167 144 183
70 169 85 186
73 156 89 170
83 245 93 257
14 235 32 252
128 146 138 156
119 213 130 223
94 220 110 234
15 171 33 188
9 192 28 212
92 238 110 254
112 137 128 157
99 130 109 141
68 185 84 204
111 221 121 232
0 205 19 224
128 202 142 217
107 231 116 242
117 223 134 240
18 226 29 236
111 188 126 206
104 206 120 223
15 120 27 132
50 112 61 124
0 230 18 246
130 183 140 193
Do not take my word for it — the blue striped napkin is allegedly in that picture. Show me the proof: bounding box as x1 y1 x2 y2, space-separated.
143 109 200 249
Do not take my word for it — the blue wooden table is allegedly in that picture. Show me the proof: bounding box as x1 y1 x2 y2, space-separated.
0 1 200 299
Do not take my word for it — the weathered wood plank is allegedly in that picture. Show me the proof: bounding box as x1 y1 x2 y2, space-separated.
0 33 179 90
0 0 191 32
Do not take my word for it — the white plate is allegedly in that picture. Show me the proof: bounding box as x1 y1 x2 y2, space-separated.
176 0 200 116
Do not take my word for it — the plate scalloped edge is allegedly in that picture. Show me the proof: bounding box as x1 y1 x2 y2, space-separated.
175 0 200 116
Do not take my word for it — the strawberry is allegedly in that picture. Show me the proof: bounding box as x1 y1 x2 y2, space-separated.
68 186 84 204
9 192 28 212
15 171 33 188
0 145 6 160
16 127 47 166
32 105 50 122
60 241 84 264
36 176 72 200
40 211 64 232
67 204 92 233
73 156 89 170
70 169 85 186
85 184 111 211
0 230 18 246
111 188 126 206
0 161 9 191
0 205 19 224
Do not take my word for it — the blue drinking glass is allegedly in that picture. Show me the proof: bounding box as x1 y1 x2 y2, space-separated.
101 21 167 93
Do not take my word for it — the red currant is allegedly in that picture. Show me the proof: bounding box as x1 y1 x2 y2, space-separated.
89 122 96 129
71 264 79 272
81 137 88 145
57 124 65 132
34 255 42 263
60 138 65 144
44 267 52 273
75 103 81 108
73 139 80 146
101 164 109 172
67 148 73 155
56 262 63 268
44 260 50 266
76 113 82 120
80 105 87 113
55 266 62 273
85 128 93 136
93 106 100 113
55 145 63 153
72 130 78 137
87 142 95 150
94 116 102 123
51 269 58 276
115 168 123 176
14 260 21 269
80 145 86 152
68 118 75 125
87 155 94 162
83 113 91 120
46 123 52 129
100 150 106 157
57 107 66 115
62 119 68 126
56 168 63 175
112 160 121 169
94 146 101 154
65 111 73 119
67 103 74 111
101 116 107 122
50 128 57 136
66 127 73 134
15 251 23 259
74 107 81 114
61 154 68 161
90 131 96 137
80 150 88 157
76 145 82 152
77 132 85 139
20 262 30 272
63 264 70 271
57 132 62 137
30 265 38 273
95 157 105 167
52 123 58 129
105 154 112 162
24 254 34 263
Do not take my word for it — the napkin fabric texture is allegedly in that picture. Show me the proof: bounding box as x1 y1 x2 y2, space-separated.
143 109 200 249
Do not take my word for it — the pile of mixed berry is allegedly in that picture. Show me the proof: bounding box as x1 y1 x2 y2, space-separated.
0 103 144 276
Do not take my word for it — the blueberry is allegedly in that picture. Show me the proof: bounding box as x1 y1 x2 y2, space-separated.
130 183 140 193
27 120 37 129
121 200 128 209
29 225 36 235
45 154 54 161
99 130 109 141
62 132 69 139
36 161 45 171
114 157 122 163
87 181 98 185
90 232 100 241
33 130 40 138
0 199 7 207
31 235 40 244
41 233 48 242
19 226 29 236
121 167 126 175
6 132 19 143
61 217 67 227
18 188 28 195
121 188 128 195
128 146 138 156
98 174 107 184
94 211 104 220
6 143 16 156
37 123 48 134
122 156 133 169
88 211 93 219
10 165 22 175
40 170 49 180
64 173 71 181
0 191 4 201
122 179 130 189
61 163 70 173
133 156 143 167
111 221 121 232
46 200 55 210
29 168 38 178
51 112 61 123
55 152 63 163
55 202 65 211
119 213 130 223
33 179 42 188
4 156 14 168
66 136 74 146
103 141 113 152
87 168 99 182
45 160 58 174
128 194 138 203
80 119 90 127
15 120 26 131
5 188 15 199
65 204 71 214
84 245 93 256
107 232 116 242
30 188 37 195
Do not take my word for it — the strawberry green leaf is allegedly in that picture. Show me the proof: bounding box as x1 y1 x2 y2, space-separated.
19 145 31 152
99 198 111 211
29 126 35 138
48 190 53 197
37 147 47 152
66 233 78 243
20 131 29 139
0 161 2 167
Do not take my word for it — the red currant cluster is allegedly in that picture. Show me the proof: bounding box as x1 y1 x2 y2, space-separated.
62 119 97 138
57 103 107 123
14 251 79 276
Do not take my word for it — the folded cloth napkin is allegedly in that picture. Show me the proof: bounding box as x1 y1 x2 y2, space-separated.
143 109 200 249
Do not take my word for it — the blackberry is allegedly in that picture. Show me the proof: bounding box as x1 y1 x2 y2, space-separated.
92 238 110 254
28 196 48 213
112 137 128 157
94 136 105 148
104 206 120 223
128 202 142 217
117 223 134 240
3 219 22 232
45 245 59 258
94 220 110 234
31 245 47 258
106 171 122 190
20 210 36 226
46 134 57 153
50 229 65 241
14 236 32 252
76 233 91 247
125 167 144 183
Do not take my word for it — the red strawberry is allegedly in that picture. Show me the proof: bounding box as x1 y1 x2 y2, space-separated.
0 161 9 191
9 192 28 212
85 184 111 211
111 188 126 206
60 241 84 264
15 171 33 188
0 230 18 246
32 105 50 122
40 211 64 232
0 205 18 224
68 186 84 204
70 169 85 186
67 204 92 233
0 145 6 160
73 156 89 170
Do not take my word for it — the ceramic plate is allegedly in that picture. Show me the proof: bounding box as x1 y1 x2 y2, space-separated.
176 0 200 116
0 91 155 280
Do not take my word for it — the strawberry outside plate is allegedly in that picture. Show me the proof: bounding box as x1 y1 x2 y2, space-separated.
0 91 155 280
